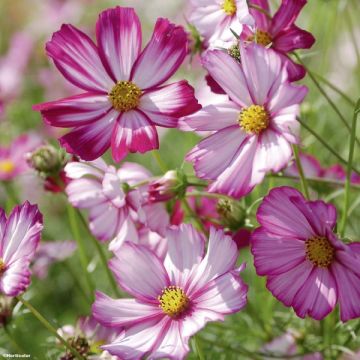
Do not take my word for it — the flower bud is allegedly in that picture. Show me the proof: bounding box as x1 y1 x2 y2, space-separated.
216 198 245 231
0 295 16 327
149 170 186 203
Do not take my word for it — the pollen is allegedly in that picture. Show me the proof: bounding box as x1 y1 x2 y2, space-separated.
0 259 6 275
158 286 189 317
305 236 335 268
0 160 15 174
222 0 237 16
247 29 273 47
239 105 269 134
109 81 142 112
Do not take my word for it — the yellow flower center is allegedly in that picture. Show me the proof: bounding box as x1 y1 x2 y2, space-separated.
247 29 273 47
0 160 15 174
158 286 189 317
109 81 142 112
239 105 269 134
222 0 237 16
0 259 6 275
305 236 335 268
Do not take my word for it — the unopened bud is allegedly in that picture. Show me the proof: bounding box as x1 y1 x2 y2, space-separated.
227 44 241 62
0 295 16 327
217 198 245 231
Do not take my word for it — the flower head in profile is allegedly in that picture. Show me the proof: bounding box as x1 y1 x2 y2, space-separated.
65 158 169 251
34 6 200 161
0 202 43 297
188 0 253 47
0 133 43 181
93 224 248 359
251 186 360 321
240 0 315 81
58 315 120 360
182 43 307 198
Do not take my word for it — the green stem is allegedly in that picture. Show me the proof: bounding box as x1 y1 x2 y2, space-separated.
294 53 360 147
186 190 233 201
181 198 207 234
292 145 310 200
151 151 168 173
345 8 360 82
339 101 360 236
76 210 121 298
192 336 205 360
17 295 85 360
66 205 95 302
297 117 360 175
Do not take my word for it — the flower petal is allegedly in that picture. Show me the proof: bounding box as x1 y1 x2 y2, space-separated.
180 102 239 131
249 0 271 30
274 25 315 52
111 110 159 162
33 93 111 127
276 52 306 82
201 50 252 107
96 7 142 81
142 203 170 237
60 109 118 160
164 224 205 289
186 125 247 180
117 162 152 185
270 0 307 35
46 24 113 92
2 202 43 264
110 242 169 301
292 267 337 320
251 228 306 276
131 18 187 89
93 291 162 328
65 159 108 179
66 178 105 208
271 105 300 143
139 81 201 128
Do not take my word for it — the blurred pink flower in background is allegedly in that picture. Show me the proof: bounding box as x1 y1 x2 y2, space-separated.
34 6 200 161
240 0 315 81
0 133 43 181
251 186 360 321
93 224 248 359
0 32 33 116
183 44 307 198
65 158 169 252
0 202 43 297
188 0 253 47
32 240 76 279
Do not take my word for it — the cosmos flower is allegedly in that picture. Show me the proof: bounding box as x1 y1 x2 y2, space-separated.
182 43 307 198
32 240 76 279
0 133 43 181
0 202 43 297
240 0 315 81
57 315 120 360
251 186 360 321
188 0 253 47
64 158 169 251
34 6 200 161
0 32 33 115
92 224 248 359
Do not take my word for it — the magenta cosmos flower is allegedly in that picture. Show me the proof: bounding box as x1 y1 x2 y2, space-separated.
251 186 360 321
34 6 200 161
240 0 315 81
93 224 248 359
0 202 43 297
0 133 42 181
182 43 307 198
65 158 169 251
188 0 253 47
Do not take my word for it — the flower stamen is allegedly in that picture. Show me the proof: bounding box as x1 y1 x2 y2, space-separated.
222 0 237 16
247 29 272 47
158 286 189 317
305 236 335 268
239 105 269 134
0 160 15 174
0 259 6 275
109 81 142 112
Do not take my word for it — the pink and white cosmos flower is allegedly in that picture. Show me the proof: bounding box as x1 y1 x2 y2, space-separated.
92 224 248 359
241 0 315 81
182 43 307 198
0 133 43 181
0 202 43 297
251 186 360 321
34 6 200 161
188 0 253 47
65 158 169 251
